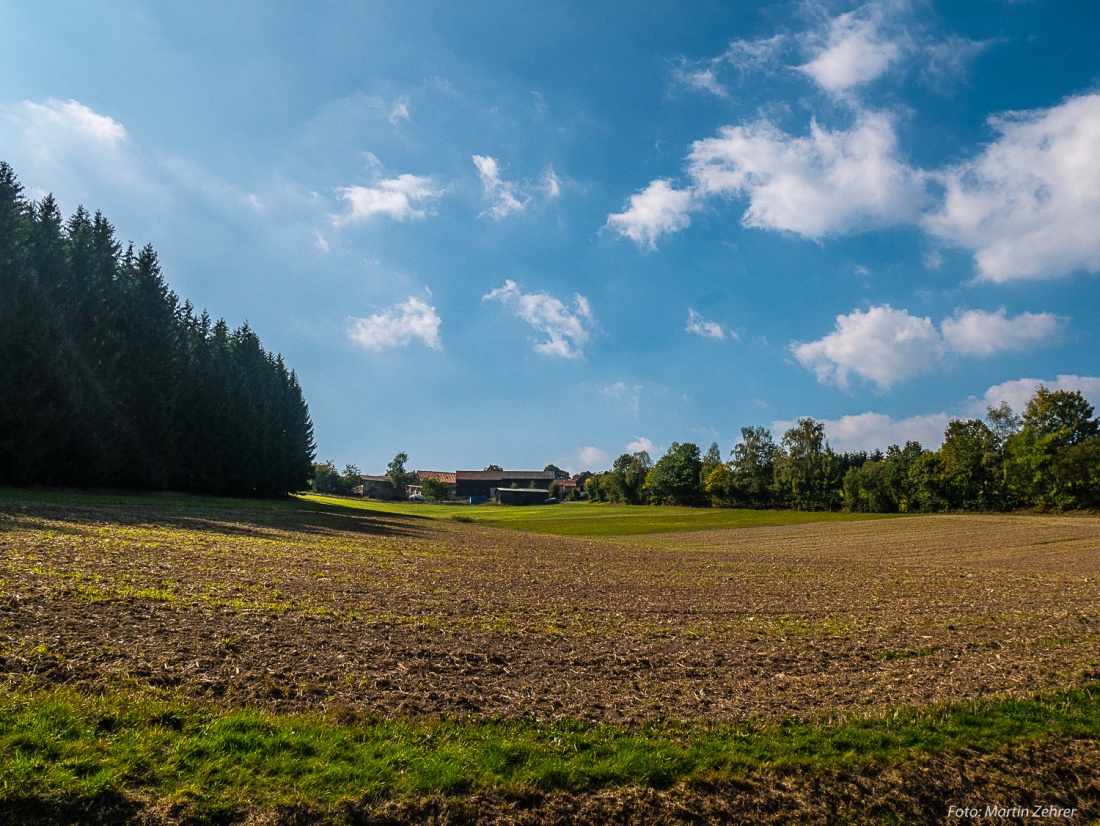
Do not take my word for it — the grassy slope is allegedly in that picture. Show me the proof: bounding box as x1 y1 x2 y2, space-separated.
3 684 1097 819
1 489 890 538
297 494 895 536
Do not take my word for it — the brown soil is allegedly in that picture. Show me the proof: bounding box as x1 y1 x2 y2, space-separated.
2 501 1100 724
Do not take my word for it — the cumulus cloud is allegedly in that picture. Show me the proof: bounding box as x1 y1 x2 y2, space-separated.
472 155 528 220
348 297 442 351
605 179 695 250
687 111 927 239
924 92 1100 282
611 3 994 250
686 308 733 340
792 305 1063 390
975 375 1100 416
626 436 660 455
940 308 1064 356
797 5 903 94
579 446 610 470
771 375 1100 456
483 280 594 358
793 305 941 389
334 175 443 225
773 411 953 453
609 111 928 248
698 1 985 101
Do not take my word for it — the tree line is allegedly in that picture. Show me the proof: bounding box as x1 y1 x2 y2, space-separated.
0 162 315 495
583 387 1100 512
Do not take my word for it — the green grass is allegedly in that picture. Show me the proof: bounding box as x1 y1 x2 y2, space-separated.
0 488 890 538
1 684 1096 815
297 494 896 536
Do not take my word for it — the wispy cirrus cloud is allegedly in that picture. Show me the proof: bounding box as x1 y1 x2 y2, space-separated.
686 309 735 340
602 381 644 416
9 98 129 148
0 98 150 205
388 96 411 125
348 297 442 351
483 280 594 358
472 155 528 220
792 305 1064 390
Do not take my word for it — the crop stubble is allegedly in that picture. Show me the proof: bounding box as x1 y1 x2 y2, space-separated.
1 500 1098 724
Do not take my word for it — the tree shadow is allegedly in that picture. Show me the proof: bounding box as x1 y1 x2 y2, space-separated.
0 495 434 541
0 792 148 826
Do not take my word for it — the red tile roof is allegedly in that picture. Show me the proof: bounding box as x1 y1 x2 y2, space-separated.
416 470 456 484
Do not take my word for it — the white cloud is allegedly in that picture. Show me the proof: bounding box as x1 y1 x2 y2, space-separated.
798 6 903 94
314 232 330 253
483 280 594 358
334 175 443 225
924 92 1100 281
793 305 941 390
720 34 789 76
940 309 1063 356
686 308 733 340
472 155 528 220
626 436 659 455
348 297 442 351
388 96 411 125
605 179 695 250
579 446 610 470
673 67 728 98
975 375 1100 416
602 381 643 415
792 304 1062 390
687 111 927 239
11 98 129 147
0 98 157 208
773 411 952 453
771 375 1100 456
543 167 562 198
920 35 993 91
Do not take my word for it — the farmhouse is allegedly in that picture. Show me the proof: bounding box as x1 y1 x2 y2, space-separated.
358 474 401 500
455 469 556 500
407 470 456 497
496 487 552 505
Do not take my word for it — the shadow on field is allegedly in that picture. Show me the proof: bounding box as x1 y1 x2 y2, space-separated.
0 792 146 826
167 507 431 540
0 497 434 542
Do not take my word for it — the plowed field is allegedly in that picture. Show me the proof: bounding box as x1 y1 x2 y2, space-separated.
3 499 1098 722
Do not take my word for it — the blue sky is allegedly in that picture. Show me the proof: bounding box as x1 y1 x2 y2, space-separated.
3 0 1099 474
